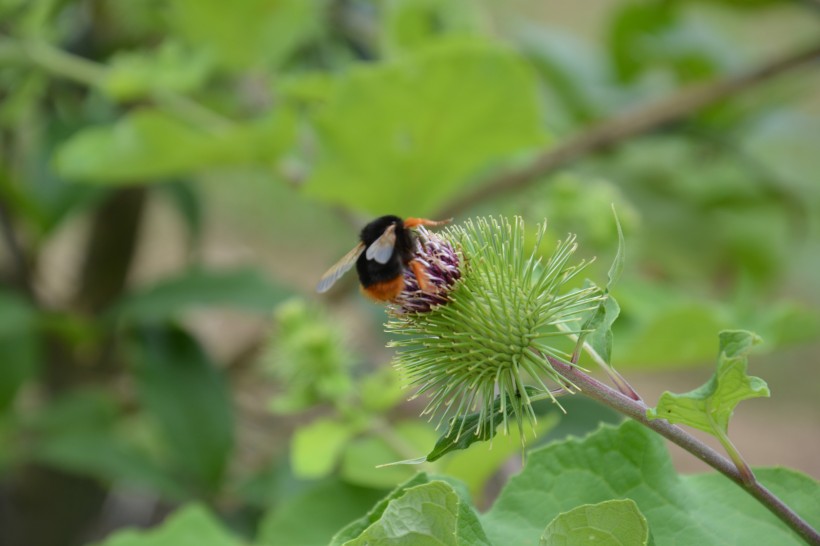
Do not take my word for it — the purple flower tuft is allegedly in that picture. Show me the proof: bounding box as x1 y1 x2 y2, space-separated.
392 227 461 314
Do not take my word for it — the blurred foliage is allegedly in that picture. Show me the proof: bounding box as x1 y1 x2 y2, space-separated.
0 0 819 544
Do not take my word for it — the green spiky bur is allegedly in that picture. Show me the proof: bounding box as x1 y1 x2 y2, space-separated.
387 216 603 446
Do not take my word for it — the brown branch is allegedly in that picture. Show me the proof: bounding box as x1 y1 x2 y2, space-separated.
438 40 820 219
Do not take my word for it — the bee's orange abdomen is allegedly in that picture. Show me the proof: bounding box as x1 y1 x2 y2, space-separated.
361 275 405 302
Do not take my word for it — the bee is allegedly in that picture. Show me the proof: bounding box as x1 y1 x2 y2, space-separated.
316 215 452 302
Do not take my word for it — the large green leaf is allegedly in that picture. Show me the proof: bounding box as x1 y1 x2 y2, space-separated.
306 40 546 216
93 504 241 546
53 109 294 183
646 330 769 436
540 499 649 546
131 325 234 491
112 268 289 323
257 478 386 546
167 0 324 71
337 479 491 546
481 420 820 545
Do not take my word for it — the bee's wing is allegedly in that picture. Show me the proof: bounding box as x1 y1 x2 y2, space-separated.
316 242 366 293
365 223 396 264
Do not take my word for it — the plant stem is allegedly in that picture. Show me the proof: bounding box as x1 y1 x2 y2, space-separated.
547 356 820 546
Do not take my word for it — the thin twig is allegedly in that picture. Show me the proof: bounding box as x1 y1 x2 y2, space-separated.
547 356 820 546
438 40 820 219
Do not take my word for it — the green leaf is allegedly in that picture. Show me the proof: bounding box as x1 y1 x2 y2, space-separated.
306 40 546 216
582 292 620 366
359 367 405 413
258 478 386 546
53 109 295 183
482 420 820 545
158 180 204 249
131 325 233 491
425 386 540 462
646 330 768 436
93 504 241 546
0 289 36 336
290 417 357 479
341 422 437 489
607 205 626 290
441 416 559 499
540 499 649 546
382 0 479 56
0 291 39 410
101 41 212 101
614 280 732 369
341 480 491 546
608 1 677 82
26 389 187 498
0 332 39 411
331 474 432 546
168 0 324 71
113 268 289 323
577 207 624 366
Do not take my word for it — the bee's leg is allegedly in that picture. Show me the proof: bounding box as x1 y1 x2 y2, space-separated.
409 260 433 293
404 217 453 229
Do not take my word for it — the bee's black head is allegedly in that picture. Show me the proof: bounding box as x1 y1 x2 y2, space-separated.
359 215 403 245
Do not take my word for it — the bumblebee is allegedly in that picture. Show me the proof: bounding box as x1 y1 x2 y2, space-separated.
316 215 451 302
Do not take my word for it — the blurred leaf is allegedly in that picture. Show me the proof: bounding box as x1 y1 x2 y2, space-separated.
93 504 241 546
359 366 405 413
517 27 611 127
481 421 820 545
609 0 677 82
382 0 479 56
646 330 768 435
540 499 649 546
0 289 36 336
608 1 732 85
341 421 437 489
258 478 385 546
101 41 213 101
613 279 732 369
341 480 491 546
0 334 38 411
290 417 357 479
158 180 204 249
306 40 546 216
168 0 324 71
132 325 234 491
53 109 295 183
23 389 187 497
113 267 289 323
0 292 39 410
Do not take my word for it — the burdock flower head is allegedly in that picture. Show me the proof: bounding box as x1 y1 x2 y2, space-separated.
386 216 603 446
